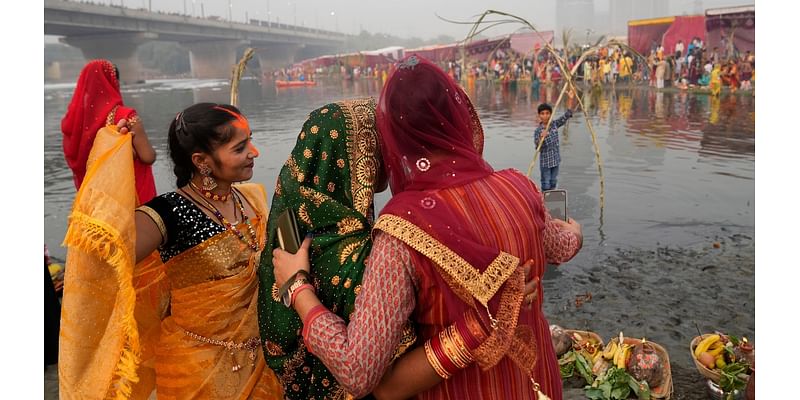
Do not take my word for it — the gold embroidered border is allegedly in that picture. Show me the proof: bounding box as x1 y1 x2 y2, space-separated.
373 214 519 307
338 98 379 221
135 205 167 245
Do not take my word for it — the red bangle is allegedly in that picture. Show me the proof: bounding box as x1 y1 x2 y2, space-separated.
302 304 329 353
455 319 480 350
430 334 459 376
290 283 314 306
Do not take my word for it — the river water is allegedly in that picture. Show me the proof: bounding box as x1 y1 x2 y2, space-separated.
44 78 755 262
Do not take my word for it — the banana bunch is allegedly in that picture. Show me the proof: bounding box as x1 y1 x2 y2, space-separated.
613 343 632 369
693 334 728 369
600 332 632 370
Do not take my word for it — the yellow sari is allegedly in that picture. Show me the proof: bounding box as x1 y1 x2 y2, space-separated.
59 126 283 399
709 66 722 97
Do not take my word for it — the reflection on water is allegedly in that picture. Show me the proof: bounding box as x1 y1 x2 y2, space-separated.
44 79 754 261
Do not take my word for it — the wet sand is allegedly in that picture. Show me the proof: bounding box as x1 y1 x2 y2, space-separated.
546 226 755 399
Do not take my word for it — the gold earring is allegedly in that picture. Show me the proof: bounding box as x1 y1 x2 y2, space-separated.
200 164 217 191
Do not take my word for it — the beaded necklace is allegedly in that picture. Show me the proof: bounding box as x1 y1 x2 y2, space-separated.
189 180 232 202
188 184 260 252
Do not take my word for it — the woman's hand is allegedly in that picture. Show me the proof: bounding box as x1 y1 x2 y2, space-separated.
521 260 540 309
272 237 312 287
116 118 130 135
551 217 583 249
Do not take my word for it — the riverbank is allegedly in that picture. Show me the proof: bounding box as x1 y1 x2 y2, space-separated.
547 225 754 399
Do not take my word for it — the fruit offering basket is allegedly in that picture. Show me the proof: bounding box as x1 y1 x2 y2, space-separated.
690 333 753 396
552 326 605 388
602 335 673 399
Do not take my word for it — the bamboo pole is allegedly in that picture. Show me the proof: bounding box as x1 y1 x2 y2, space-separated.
445 10 649 223
230 48 256 107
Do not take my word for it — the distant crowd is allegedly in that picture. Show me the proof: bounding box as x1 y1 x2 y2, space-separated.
277 38 754 95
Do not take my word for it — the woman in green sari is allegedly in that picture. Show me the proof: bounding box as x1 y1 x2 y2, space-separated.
258 97 538 399
258 98 405 399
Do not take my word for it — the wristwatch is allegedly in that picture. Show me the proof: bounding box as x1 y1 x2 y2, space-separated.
282 276 310 307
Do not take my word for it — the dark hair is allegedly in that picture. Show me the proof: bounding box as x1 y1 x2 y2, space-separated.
538 103 553 114
113 65 120 81
167 103 243 187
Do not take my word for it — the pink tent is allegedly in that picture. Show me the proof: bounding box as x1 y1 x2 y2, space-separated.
406 44 459 62
510 31 554 56
662 15 706 55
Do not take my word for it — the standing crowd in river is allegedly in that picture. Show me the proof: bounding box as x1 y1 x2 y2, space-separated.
282 37 754 98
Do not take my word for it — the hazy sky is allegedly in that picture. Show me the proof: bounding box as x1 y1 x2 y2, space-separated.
47 0 749 41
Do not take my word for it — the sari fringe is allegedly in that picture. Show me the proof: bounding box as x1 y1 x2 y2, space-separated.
63 210 142 399
61 126 141 399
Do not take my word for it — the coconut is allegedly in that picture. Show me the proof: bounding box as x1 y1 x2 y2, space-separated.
626 341 664 387
550 325 572 357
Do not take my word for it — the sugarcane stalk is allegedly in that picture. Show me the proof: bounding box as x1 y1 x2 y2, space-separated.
446 9 635 221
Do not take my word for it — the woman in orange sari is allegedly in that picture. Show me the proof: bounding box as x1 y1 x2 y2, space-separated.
62 59 157 204
59 103 283 399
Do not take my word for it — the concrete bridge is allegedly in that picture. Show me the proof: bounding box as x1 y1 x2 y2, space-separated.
45 0 347 81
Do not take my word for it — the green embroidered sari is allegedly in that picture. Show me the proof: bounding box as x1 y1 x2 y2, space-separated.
258 98 403 399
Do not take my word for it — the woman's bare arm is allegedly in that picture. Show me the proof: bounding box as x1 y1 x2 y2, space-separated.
135 211 163 263
371 346 440 400
130 120 156 165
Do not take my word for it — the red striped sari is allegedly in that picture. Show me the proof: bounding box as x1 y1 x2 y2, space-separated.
408 169 562 400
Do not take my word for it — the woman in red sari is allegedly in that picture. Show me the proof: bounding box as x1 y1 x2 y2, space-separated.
62 59 157 204
272 55 582 399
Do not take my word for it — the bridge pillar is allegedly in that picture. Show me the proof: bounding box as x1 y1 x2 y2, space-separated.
61 32 156 84
182 40 248 79
256 43 304 76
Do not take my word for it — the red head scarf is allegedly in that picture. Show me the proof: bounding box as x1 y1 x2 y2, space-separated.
62 59 134 190
375 56 526 370
376 55 490 193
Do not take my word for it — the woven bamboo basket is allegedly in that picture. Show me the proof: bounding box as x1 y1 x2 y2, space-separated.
565 329 604 348
559 329 606 388
690 334 723 383
607 337 673 399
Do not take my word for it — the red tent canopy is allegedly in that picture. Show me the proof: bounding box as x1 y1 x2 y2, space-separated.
628 16 675 55
662 15 706 55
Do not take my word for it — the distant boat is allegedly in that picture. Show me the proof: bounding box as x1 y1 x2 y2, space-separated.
275 80 317 88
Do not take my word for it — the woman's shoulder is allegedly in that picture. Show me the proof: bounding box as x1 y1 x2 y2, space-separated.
140 191 185 216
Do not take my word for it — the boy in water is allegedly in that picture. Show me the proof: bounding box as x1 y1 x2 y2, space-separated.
534 92 575 190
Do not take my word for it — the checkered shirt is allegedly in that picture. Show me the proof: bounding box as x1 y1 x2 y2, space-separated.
534 109 573 168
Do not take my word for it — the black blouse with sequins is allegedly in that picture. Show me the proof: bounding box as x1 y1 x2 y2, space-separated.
143 192 225 263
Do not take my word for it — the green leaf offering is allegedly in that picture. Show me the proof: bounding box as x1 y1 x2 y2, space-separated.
719 361 749 394
583 366 650 400
574 351 594 385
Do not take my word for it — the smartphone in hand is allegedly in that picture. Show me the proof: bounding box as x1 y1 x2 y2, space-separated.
276 209 302 254
543 189 568 221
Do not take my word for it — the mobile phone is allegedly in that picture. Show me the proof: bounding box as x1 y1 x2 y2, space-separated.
543 189 568 221
276 209 302 254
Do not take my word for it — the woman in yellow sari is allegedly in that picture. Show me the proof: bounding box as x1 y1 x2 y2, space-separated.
709 64 722 97
59 103 283 399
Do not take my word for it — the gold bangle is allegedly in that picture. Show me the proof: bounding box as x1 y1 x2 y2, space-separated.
447 325 474 367
440 325 473 369
424 339 452 379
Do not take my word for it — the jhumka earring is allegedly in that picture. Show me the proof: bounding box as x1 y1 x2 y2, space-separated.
200 164 217 191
